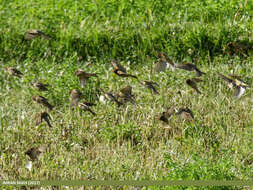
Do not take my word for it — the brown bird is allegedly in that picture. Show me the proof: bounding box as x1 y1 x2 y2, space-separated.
113 68 138 79
25 29 51 40
111 60 137 79
111 60 127 73
186 79 202 94
78 102 96 116
69 89 96 108
140 80 159 94
116 85 136 105
31 82 49 91
25 145 46 161
218 72 248 98
175 63 205 76
69 89 84 107
36 111 52 127
32 96 54 110
99 88 122 107
75 70 97 88
176 107 194 121
158 107 175 124
155 52 175 72
5 67 23 78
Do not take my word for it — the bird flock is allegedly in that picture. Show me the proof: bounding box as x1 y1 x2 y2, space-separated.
3 29 250 162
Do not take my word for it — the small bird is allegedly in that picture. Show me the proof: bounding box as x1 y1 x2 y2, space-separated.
78 102 96 116
158 107 175 124
111 60 138 79
113 68 138 79
32 96 54 110
5 67 23 78
75 70 97 88
218 73 248 98
175 63 205 76
99 88 122 107
155 52 174 72
186 79 202 94
69 89 84 107
176 107 194 121
140 80 159 94
69 89 96 108
36 111 52 127
25 145 46 161
24 29 51 40
111 60 127 73
116 85 136 105
31 82 49 91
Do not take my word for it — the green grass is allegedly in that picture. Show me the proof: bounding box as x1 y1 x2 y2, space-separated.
0 0 253 189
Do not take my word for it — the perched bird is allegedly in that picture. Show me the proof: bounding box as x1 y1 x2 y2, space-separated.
25 145 46 161
75 70 97 88
186 79 202 94
111 60 127 73
111 60 138 79
116 85 136 105
69 89 96 108
32 96 54 110
176 107 194 121
113 68 138 79
31 82 49 91
78 102 96 116
36 111 52 127
175 63 205 76
218 72 248 98
158 107 175 124
154 52 174 72
5 67 23 78
99 88 122 107
69 89 84 107
158 52 175 68
140 80 159 94
24 29 51 40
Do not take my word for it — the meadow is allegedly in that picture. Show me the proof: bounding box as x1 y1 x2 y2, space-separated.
0 0 253 189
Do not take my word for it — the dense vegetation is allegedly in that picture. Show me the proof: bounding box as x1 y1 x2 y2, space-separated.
0 0 253 189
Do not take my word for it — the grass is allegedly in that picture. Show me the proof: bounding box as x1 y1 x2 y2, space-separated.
0 0 253 189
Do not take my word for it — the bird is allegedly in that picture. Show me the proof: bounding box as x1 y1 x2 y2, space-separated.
69 89 84 107
155 52 174 72
111 60 138 79
158 52 175 68
25 146 46 161
75 70 97 88
99 88 122 107
69 89 96 108
175 107 194 121
175 63 205 76
113 68 138 79
78 102 96 116
158 107 175 124
31 82 49 91
186 79 202 94
116 85 136 105
5 67 23 78
140 80 159 94
32 96 54 110
218 72 248 98
36 111 52 127
24 29 51 40
111 60 127 73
